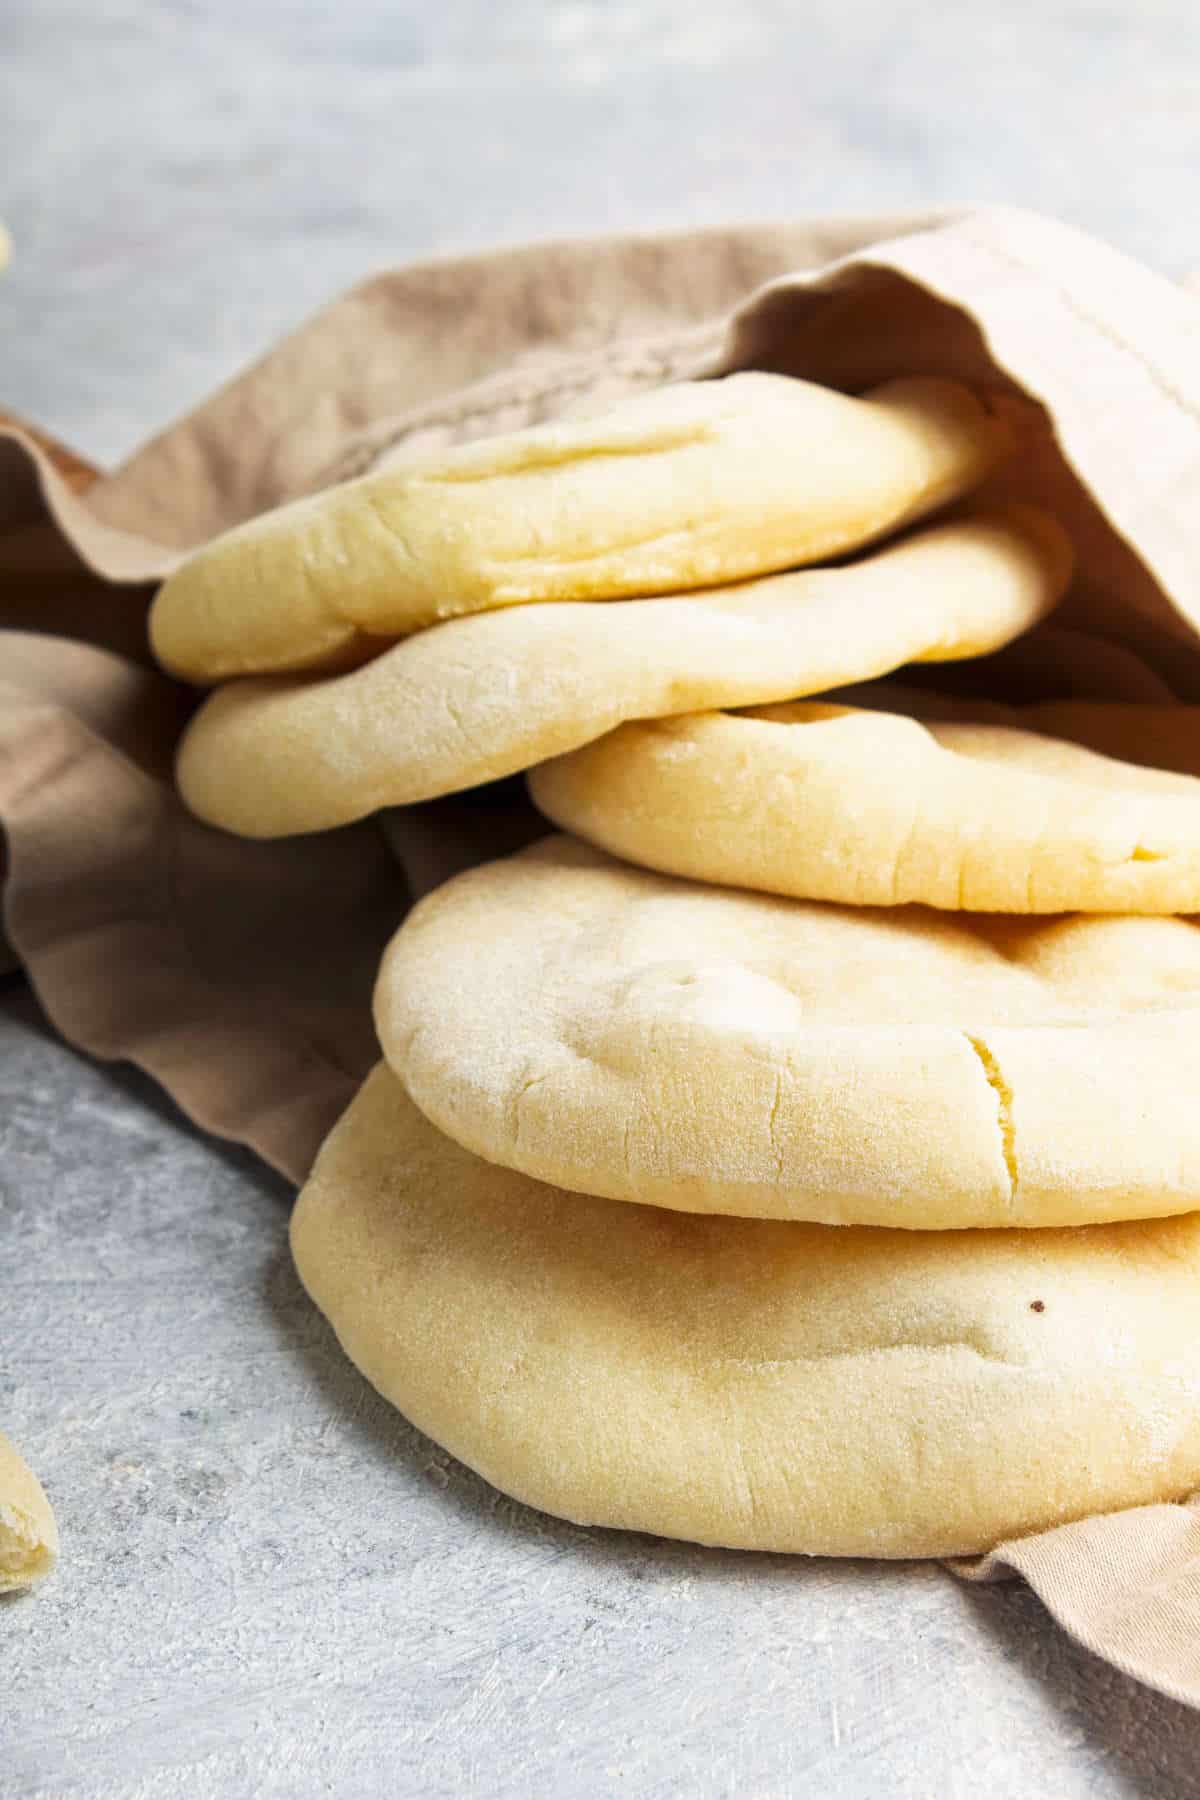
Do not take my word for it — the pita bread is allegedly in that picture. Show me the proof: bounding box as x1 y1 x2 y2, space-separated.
148 373 1011 682
175 507 1069 838
291 1065 1200 1559
0 1431 58 1592
529 695 1200 913
376 835 1200 1229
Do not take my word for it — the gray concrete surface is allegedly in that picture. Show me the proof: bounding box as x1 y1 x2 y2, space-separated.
5 3 1200 1795
7 982 1200 1799
5 0 1200 467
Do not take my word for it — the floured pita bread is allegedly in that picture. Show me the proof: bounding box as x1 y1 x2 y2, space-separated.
0 1431 58 1591
529 695 1200 912
175 508 1069 838
292 1065 1200 1558
376 836 1200 1229
149 373 1010 683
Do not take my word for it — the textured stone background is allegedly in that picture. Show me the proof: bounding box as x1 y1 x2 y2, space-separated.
5 2 1200 1794
7 0 1200 465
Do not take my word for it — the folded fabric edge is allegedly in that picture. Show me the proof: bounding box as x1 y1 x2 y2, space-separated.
0 428 176 584
950 1496 1200 1709
0 684 385 1184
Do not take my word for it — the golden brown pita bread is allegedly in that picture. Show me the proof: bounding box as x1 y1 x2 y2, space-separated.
376 836 1200 1229
292 1065 1200 1558
529 694 1200 912
149 373 1011 682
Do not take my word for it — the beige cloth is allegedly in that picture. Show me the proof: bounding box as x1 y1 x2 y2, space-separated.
6 208 1200 1702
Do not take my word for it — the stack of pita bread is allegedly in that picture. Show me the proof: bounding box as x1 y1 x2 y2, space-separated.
152 372 1200 1559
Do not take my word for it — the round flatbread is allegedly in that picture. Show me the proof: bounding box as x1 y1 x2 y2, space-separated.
149 372 1011 682
176 507 1069 838
292 1065 1200 1559
0 1431 58 1592
376 836 1200 1229
529 695 1200 913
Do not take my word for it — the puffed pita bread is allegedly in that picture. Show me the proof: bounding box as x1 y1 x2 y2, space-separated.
0 1431 59 1592
175 507 1069 838
376 836 1200 1229
291 1065 1200 1559
149 373 1011 682
529 695 1200 913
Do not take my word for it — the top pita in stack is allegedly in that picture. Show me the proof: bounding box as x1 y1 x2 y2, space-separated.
151 373 1013 678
